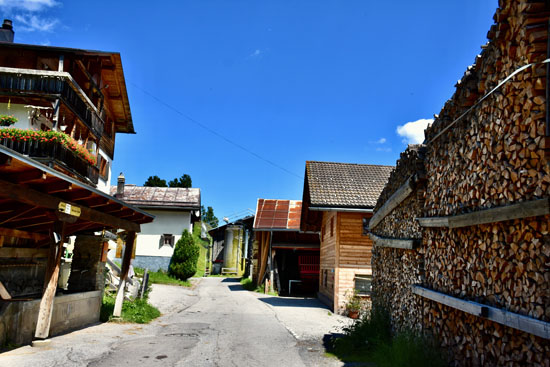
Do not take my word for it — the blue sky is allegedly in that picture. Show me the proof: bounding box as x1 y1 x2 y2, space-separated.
2 0 497 220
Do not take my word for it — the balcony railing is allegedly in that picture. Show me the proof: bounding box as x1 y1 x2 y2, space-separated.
0 67 104 137
0 138 99 185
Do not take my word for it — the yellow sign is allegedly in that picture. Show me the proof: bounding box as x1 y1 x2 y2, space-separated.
58 202 81 217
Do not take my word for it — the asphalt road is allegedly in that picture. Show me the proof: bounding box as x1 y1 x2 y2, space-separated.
0 277 349 367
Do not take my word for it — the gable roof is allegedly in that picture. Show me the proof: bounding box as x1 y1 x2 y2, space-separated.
304 161 394 209
253 199 301 231
110 185 201 210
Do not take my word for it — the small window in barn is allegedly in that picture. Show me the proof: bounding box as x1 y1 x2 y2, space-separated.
362 217 370 236
355 275 372 296
163 234 175 247
330 217 334 237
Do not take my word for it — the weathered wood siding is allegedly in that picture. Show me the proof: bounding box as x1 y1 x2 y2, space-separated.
334 212 373 312
318 211 336 305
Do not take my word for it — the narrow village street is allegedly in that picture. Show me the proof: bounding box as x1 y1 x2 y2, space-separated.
0 278 349 367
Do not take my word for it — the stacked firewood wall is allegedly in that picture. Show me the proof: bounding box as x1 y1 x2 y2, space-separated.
371 1 550 366
371 146 426 331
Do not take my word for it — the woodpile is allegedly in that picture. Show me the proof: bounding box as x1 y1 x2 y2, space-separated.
370 1 550 366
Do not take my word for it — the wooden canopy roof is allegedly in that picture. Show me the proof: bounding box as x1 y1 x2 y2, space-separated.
0 145 153 245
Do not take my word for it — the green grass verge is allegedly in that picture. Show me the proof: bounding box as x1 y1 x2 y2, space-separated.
329 308 447 367
134 267 191 287
100 293 160 324
240 278 278 296
193 223 211 277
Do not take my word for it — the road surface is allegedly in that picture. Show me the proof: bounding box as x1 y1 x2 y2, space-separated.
0 277 349 366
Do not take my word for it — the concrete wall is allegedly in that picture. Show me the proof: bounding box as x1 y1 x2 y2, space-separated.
0 290 102 346
132 255 171 272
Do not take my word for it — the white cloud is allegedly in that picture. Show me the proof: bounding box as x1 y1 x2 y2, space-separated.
377 137 386 144
249 49 262 58
0 0 59 12
14 14 58 32
376 147 392 152
396 118 433 144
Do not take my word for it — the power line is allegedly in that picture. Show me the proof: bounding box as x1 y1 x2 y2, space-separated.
128 81 303 180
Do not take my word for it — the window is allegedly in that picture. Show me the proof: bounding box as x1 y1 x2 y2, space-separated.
98 155 109 180
330 217 334 237
159 234 175 248
355 274 372 296
362 217 370 236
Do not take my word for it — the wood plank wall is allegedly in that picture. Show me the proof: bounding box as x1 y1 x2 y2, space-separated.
318 212 336 305
335 212 373 312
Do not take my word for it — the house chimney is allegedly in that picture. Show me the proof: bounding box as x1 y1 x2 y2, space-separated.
116 172 125 198
0 20 14 43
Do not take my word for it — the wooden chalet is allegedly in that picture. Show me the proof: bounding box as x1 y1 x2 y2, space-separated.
252 199 319 295
300 161 393 313
0 21 153 346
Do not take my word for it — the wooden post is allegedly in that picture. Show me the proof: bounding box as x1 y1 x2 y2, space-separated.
34 222 66 340
113 231 136 317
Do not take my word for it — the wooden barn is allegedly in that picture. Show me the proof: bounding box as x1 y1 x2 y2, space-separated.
252 199 319 295
300 161 393 313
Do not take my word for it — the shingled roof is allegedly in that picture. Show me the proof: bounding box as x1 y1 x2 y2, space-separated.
304 161 394 209
110 185 201 210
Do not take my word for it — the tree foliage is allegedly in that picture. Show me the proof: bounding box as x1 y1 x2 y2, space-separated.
169 174 192 188
144 175 167 187
201 205 219 228
168 230 199 280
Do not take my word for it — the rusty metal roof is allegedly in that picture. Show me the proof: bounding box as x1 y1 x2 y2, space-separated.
305 161 394 209
253 199 302 231
110 185 201 210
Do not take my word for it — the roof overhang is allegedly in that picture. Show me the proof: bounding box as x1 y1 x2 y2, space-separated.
0 145 154 238
308 206 374 213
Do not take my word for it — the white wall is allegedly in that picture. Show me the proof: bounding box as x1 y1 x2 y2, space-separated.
96 150 112 194
136 209 193 257
0 102 32 129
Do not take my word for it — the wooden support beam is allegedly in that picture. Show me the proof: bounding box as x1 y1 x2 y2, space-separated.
0 227 48 241
38 181 72 194
34 223 66 340
369 232 419 250
0 280 11 300
113 231 136 317
0 205 38 226
369 175 417 230
416 198 550 228
412 285 550 340
0 247 49 258
5 170 46 184
0 178 140 232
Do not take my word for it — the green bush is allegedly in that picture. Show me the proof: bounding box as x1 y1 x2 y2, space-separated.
169 230 200 280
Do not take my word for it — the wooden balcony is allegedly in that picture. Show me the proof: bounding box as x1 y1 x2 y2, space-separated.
0 67 104 138
0 138 99 185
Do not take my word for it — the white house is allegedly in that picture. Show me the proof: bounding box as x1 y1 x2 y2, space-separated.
111 174 201 271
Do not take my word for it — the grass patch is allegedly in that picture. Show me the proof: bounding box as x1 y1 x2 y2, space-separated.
100 293 160 324
134 267 191 287
240 277 278 296
193 223 210 277
329 307 446 366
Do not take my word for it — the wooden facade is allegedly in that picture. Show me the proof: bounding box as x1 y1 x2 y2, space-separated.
318 211 373 312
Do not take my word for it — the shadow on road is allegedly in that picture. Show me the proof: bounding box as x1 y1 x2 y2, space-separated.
221 278 240 283
258 296 331 309
227 284 247 292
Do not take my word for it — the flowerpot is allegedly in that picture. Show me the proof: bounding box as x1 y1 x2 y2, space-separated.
348 310 359 319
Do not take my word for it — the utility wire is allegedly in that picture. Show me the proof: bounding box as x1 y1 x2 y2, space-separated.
128 82 303 180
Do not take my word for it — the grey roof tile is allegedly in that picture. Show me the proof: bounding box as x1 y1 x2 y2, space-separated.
305 161 393 208
110 185 200 209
